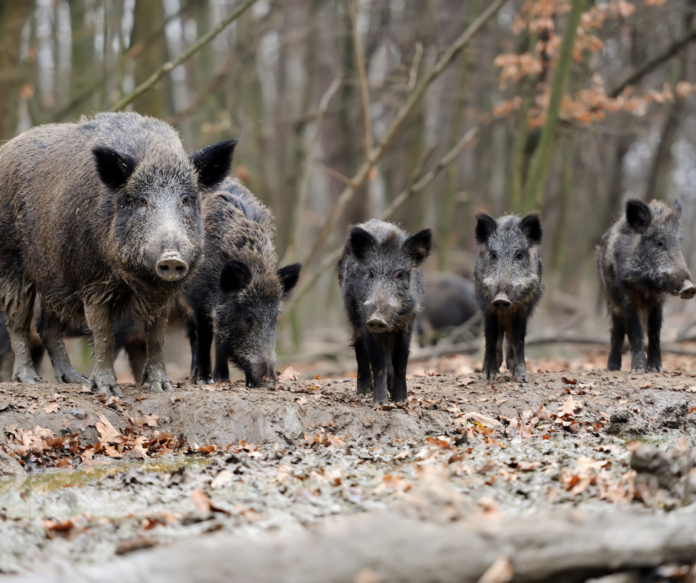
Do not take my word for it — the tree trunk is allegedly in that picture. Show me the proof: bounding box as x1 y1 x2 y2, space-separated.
130 0 166 118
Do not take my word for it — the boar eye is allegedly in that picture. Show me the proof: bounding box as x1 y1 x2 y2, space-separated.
515 251 525 261
368 269 376 279
394 270 406 281
654 239 664 248
136 196 148 207
490 250 498 261
181 194 194 205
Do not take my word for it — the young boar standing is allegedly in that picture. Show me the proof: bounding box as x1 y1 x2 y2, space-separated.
338 220 431 405
0 112 235 395
597 199 695 373
180 178 301 387
474 213 543 382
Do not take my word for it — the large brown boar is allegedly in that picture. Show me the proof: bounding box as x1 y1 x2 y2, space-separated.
597 199 695 373
179 178 301 387
0 112 235 395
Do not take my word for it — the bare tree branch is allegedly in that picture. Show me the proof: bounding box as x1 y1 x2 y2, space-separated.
348 0 373 156
109 0 258 112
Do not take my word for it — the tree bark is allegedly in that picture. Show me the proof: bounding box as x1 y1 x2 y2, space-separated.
0 0 32 139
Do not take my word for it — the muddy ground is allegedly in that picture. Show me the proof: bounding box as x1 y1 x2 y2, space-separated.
0 355 695 580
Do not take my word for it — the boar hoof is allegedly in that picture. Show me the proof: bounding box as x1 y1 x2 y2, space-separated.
56 368 89 384
195 376 214 386
647 364 664 373
630 366 647 375
12 369 42 384
149 380 173 393
513 371 529 383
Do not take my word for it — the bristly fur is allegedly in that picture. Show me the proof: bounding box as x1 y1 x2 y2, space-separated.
180 178 300 386
337 219 430 405
596 199 692 373
0 112 233 391
474 212 543 383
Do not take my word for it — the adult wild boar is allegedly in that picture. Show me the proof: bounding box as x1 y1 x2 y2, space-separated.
474 212 543 383
0 112 235 395
338 220 431 405
597 199 695 373
180 178 301 387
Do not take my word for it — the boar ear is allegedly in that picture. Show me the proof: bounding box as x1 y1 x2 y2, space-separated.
220 259 252 293
475 213 496 244
190 139 237 189
673 199 683 217
626 199 651 231
404 229 432 266
519 213 542 246
349 226 377 261
93 147 136 191
278 263 302 300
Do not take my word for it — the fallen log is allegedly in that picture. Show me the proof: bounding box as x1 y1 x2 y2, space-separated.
10 508 696 583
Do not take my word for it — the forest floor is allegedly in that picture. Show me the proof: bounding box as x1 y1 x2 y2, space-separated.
0 353 695 581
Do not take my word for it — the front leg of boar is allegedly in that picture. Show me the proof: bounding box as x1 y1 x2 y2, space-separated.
37 311 88 384
646 304 664 373
354 336 373 397
6 294 42 384
84 303 122 397
391 329 410 402
141 309 173 392
482 312 500 380
607 313 625 371
366 335 389 405
625 304 647 374
214 340 230 382
508 315 529 383
191 310 214 385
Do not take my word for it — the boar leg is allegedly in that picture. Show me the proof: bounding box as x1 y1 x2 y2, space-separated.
508 315 528 383
646 303 664 373
191 310 214 385
607 313 625 371
5 289 41 384
214 340 230 382
37 309 87 384
84 302 122 396
482 312 500 380
366 335 389 405
141 308 173 392
354 336 372 397
391 329 411 402
496 320 505 370
185 318 198 378
505 328 515 373
625 304 646 374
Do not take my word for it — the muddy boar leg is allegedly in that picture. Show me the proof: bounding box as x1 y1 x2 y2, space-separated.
185 318 198 378
124 337 147 384
496 319 504 370
509 315 528 383
192 311 214 385
482 312 500 380
366 335 389 405
391 328 411 402
646 303 664 373
37 310 88 384
83 303 122 396
354 336 372 396
214 340 230 382
5 290 41 383
505 328 515 373
607 313 625 371
625 304 646 374
141 308 173 392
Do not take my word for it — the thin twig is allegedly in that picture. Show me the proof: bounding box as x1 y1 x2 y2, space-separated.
299 0 507 272
280 75 342 267
348 0 373 156
109 0 258 112
407 42 423 92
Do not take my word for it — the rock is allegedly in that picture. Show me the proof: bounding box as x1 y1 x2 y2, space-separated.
0 449 26 478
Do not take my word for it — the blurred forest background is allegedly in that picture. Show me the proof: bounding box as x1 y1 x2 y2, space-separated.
1 0 696 379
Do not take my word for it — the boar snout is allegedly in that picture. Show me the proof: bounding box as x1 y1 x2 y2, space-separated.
679 279 696 300
156 252 189 282
366 313 390 333
492 292 512 308
245 356 277 387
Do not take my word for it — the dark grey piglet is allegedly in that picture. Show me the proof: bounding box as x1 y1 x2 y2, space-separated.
338 220 431 405
474 213 543 382
597 199 694 373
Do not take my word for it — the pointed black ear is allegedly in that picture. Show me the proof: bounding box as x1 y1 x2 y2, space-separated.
93 146 136 191
626 199 651 231
475 213 497 244
278 263 301 300
519 213 542 245
220 259 252 294
404 229 432 266
348 226 377 261
190 139 237 189
673 199 683 217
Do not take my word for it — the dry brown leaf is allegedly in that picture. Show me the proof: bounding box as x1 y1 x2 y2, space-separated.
518 461 542 472
462 412 502 429
374 474 412 494
42 403 60 414
211 469 234 489
96 414 122 444
191 489 212 512
279 366 301 382
477 556 514 583
115 537 159 555
559 397 582 417
561 376 577 385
